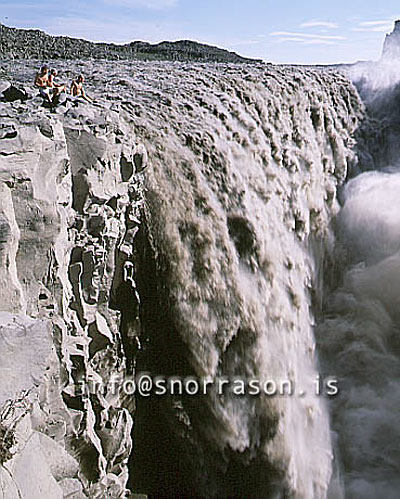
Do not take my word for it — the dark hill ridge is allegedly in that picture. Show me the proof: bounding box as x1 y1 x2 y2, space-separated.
0 23 261 63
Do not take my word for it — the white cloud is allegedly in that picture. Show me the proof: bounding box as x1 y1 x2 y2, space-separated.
270 31 345 41
352 19 394 33
352 26 392 33
303 39 338 45
359 20 393 26
274 37 338 46
353 26 392 32
277 37 305 43
103 0 178 9
300 21 339 29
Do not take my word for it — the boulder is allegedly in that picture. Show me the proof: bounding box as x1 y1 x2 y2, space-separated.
2 84 30 102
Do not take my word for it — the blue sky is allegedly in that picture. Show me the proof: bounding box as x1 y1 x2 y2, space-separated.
1 0 399 64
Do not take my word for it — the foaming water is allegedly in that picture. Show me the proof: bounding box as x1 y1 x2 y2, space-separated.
115 63 362 498
340 171 400 262
317 171 400 499
316 55 400 498
350 59 400 96
349 58 400 170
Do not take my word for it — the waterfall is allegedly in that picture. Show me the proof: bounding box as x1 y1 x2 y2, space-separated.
1 54 396 498
117 63 363 498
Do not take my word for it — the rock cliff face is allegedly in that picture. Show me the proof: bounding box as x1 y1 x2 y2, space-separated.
0 24 259 63
382 20 400 59
0 66 147 497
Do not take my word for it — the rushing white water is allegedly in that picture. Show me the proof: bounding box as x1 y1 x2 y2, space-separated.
316 60 400 499
109 63 363 498
318 171 400 498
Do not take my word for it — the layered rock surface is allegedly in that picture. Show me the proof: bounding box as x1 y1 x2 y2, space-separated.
0 62 147 498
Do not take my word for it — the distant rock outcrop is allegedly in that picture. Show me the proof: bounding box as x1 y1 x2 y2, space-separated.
382 20 400 58
0 23 260 63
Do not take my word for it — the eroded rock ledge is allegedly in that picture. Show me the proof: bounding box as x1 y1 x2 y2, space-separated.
0 88 147 498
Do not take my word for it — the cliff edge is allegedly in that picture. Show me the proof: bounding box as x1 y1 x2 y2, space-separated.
0 64 147 498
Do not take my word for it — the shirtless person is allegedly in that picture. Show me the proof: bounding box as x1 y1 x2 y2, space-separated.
48 69 66 95
70 74 93 103
34 65 53 103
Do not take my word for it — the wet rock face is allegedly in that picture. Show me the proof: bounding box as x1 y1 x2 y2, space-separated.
0 68 146 497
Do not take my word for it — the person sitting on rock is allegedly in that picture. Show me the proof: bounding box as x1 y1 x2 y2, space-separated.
48 69 66 96
34 65 52 103
70 74 94 103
